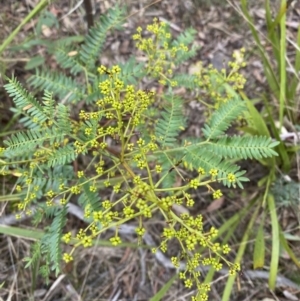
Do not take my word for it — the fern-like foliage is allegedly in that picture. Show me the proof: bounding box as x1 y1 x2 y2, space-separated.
4 77 50 127
41 90 56 118
4 128 64 158
24 241 42 268
202 97 246 139
184 143 248 188
207 135 279 159
79 6 126 70
25 165 74 203
55 43 85 75
78 181 102 219
119 57 147 85
172 73 198 89
157 151 185 190
41 206 67 275
171 28 198 64
55 103 72 134
28 69 85 103
47 144 76 167
155 94 186 148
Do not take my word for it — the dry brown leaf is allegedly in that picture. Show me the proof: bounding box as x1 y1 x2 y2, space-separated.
41 24 52 37
172 204 189 215
206 197 224 213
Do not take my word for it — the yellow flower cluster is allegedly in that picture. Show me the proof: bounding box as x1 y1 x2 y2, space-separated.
132 18 188 85
193 48 247 109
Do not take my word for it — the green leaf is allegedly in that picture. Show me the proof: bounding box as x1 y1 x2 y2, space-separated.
267 194 280 289
0 225 44 241
155 94 186 148
202 97 246 139
79 6 126 70
244 98 270 136
222 203 260 301
253 220 265 269
279 230 300 268
25 55 45 70
36 11 59 36
149 273 177 301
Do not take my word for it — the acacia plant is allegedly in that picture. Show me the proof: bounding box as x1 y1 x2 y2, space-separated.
0 6 279 300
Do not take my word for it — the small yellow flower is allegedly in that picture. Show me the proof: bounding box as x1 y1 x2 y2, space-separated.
77 171 84 178
110 236 122 246
184 279 193 288
189 179 200 189
47 190 55 198
97 65 107 74
62 232 72 243
209 168 218 177
227 173 236 183
198 167 205 175
63 253 73 263
212 189 223 199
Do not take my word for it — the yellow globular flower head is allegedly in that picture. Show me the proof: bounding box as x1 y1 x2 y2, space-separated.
186 198 195 207
89 185 97 192
97 65 107 74
62 232 72 243
82 236 93 247
155 165 162 173
184 278 193 288
47 190 55 198
212 189 223 199
77 171 84 178
151 248 157 254
46 200 53 207
84 128 92 136
79 110 88 120
110 236 122 246
113 183 121 193
93 210 103 222
111 65 121 74
171 257 180 268
60 198 67 205
70 185 81 194
127 143 134 151
227 173 236 183
209 226 218 238
76 229 85 240
18 202 24 210
135 227 145 236
133 176 141 185
229 263 241 275
63 253 73 263
99 80 110 95
209 168 218 177
123 206 135 218
222 244 231 254
102 200 112 209
189 179 200 189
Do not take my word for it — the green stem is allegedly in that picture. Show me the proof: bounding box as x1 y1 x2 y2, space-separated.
279 0 287 127
0 0 52 55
